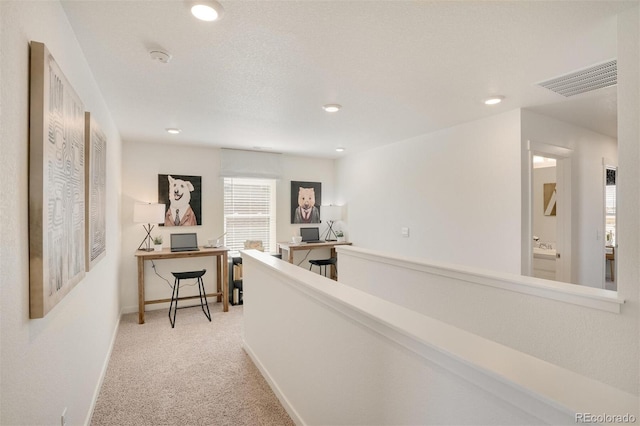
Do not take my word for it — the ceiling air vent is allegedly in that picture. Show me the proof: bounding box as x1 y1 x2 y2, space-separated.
538 59 617 97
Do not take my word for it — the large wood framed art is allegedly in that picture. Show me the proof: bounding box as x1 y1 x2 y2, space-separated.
29 41 86 318
85 112 107 270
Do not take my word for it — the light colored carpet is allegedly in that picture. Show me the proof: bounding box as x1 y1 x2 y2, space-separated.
91 303 294 426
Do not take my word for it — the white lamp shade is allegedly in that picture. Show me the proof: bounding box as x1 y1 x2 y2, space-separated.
134 202 166 224
321 205 343 222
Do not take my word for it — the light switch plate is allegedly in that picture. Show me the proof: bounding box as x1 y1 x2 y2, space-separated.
401 227 410 237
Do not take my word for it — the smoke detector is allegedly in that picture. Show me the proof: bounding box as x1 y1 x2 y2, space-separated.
149 50 172 64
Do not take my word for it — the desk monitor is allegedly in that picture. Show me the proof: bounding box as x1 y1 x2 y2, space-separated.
170 233 200 252
300 227 322 243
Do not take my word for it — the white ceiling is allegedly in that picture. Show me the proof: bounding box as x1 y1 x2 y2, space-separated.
60 1 631 158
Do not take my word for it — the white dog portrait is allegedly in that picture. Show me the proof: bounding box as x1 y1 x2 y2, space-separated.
158 174 202 226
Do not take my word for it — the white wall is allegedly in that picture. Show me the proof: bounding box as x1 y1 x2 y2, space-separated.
338 246 636 394
522 110 618 287
0 2 123 425
615 3 640 334
335 109 522 275
332 4 638 399
120 141 334 312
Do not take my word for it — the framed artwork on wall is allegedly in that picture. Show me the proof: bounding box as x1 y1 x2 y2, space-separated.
29 41 86 318
85 112 107 270
544 183 557 216
291 181 322 224
158 174 202 226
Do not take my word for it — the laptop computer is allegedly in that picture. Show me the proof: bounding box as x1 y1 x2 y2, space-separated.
170 233 201 252
300 227 323 243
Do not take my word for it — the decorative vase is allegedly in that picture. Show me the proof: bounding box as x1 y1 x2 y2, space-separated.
337 236 345 242
154 244 163 252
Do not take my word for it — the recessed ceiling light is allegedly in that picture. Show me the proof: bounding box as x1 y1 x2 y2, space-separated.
322 104 342 113
166 128 181 134
191 1 224 21
335 147 345 152
484 96 504 105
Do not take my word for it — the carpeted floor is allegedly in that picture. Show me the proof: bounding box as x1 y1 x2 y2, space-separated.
91 303 294 426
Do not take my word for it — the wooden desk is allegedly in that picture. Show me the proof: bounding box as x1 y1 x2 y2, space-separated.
134 247 229 324
278 241 352 280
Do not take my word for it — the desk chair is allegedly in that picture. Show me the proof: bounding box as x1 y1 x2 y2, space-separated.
309 257 337 278
169 269 211 328
244 240 264 251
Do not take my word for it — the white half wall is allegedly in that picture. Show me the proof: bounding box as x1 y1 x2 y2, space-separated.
335 109 522 275
0 1 123 424
242 250 637 425
337 245 636 394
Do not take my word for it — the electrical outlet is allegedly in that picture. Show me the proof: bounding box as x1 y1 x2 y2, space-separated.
61 407 67 426
401 227 410 237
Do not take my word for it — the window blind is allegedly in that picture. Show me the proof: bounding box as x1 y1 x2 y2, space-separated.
224 177 276 254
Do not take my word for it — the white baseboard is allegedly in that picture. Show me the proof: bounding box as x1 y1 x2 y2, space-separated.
83 307 123 426
242 340 305 426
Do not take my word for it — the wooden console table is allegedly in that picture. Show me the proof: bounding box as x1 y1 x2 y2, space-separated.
134 247 229 324
277 241 352 280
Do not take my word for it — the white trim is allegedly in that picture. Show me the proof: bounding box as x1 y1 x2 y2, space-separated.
527 139 573 158
243 341 305 425
336 246 624 313
84 308 123 426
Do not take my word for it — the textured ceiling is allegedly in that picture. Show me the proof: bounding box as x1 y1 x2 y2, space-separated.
60 1 630 158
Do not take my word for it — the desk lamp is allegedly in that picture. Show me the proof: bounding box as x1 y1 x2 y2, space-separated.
321 205 343 241
134 202 166 251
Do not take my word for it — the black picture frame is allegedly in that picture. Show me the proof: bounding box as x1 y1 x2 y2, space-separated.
291 181 322 224
158 174 202 226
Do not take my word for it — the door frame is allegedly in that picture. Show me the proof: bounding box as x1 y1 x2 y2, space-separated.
602 158 617 287
523 140 572 282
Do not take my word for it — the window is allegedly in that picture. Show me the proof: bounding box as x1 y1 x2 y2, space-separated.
223 177 276 254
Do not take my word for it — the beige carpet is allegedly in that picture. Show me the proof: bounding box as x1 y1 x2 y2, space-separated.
91 303 294 426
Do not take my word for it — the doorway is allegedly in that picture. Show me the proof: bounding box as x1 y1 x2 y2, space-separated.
525 140 572 284
604 164 617 290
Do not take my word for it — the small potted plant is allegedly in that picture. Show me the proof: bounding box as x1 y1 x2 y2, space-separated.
335 230 345 242
153 235 163 251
